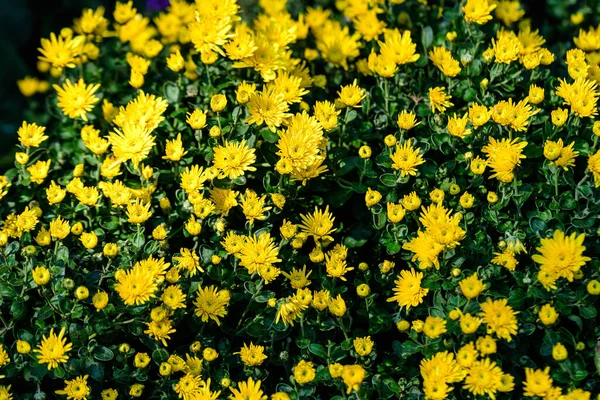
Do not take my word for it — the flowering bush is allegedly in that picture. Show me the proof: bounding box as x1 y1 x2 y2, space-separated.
3 0 600 399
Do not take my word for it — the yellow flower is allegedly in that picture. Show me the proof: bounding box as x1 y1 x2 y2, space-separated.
337 79 366 108
479 298 519 342
162 133 187 161
49 216 70 240
246 90 290 132
35 327 73 370
28 160 51 184
194 285 230 326
463 0 496 24
129 384 144 398
342 364 365 394
92 291 109 311
397 110 420 130
552 343 568 361
387 268 429 310
38 32 85 68
448 113 471 138
210 94 227 112
294 360 316 385
126 199 152 224
423 316 447 339
523 367 553 397
53 78 100 121
459 273 486 299
459 192 475 208
429 46 461 77
235 342 268 367
212 140 257 179
55 375 90 400
18 121 48 147
186 109 207 130
229 377 266 400
32 266 51 286
532 230 590 282
463 358 503 399
389 139 425 177
460 313 482 334
428 87 453 113
108 122 156 168
166 50 185 72
134 352 151 368
299 206 336 242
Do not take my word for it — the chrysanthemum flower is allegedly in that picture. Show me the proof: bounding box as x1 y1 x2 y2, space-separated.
387 268 429 310
212 140 257 179
35 327 73 370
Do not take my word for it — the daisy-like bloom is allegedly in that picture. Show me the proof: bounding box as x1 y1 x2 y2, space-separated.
180 165 207 194
423 316 447 339
173 248 204 277
53 79 100 122
193 285 230 326
240 189 271 225
49 216 70 240
210 188 239 216
353 336 374 356
114 265 158 306
212 140 257 179
532 230 590 282
552 141 578 170
27 159 52 185
402 230 444 270
186 109 207 130
523 367 553 397
35 327 73 370
299 206 336 242
463 358 503 399
276 112 324 170
173 374 203 400
237 233 281 275
397 110 420 130
267 71 309 104
420 351 465 391
387 268 429 310
18 121 48 147
588 150 600 187
246 90 290 132
126 199 152 224
38 32 85 68
429 46 461 77
55 374 90 400
144 318 176 347
459 272 486 299
492 29 521 64
314 100 340 131
276 296 308 326
491 249 518 271
325 253 354 281
161 285 187 309
428 87 453 113
469 103 492 129
463 0 496 24
281 265 312 289
235 342 268 367
479 298 519 342
481 137 527 183
460 313 482 334
108 122 155 168
162 133 187 161
15 206 38 234
389 139 426 177
555 77 599 118
229 377 267 400
379 28 420 65
337 79 366 108
448 112 471 138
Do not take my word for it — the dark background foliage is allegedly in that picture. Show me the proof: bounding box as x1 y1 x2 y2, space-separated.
0 0 576 169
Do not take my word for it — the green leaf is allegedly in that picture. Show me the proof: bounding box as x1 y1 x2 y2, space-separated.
152 348 169 364
343 225 373 248
93 346 114 362
421 26 433 49
308 344 328 359
260 129 279 143
579 304 597 319
163 82 180 103
379 173 397 187
11 298 25 319
296 338 311 349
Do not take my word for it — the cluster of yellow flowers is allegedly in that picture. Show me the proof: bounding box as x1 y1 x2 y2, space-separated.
3 0 600 399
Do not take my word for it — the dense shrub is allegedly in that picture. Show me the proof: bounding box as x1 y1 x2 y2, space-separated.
2 0 600 399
